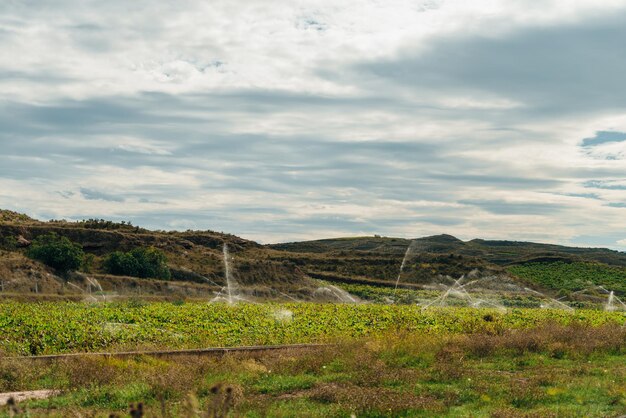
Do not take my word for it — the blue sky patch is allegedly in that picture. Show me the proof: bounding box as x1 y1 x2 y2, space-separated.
581 131 626 147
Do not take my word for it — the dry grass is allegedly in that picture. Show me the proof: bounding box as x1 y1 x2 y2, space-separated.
459 322 626 358
1 322 624 417
308 382 438 414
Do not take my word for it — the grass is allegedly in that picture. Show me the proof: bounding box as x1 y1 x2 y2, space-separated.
1 322 624 417
0 301 624 416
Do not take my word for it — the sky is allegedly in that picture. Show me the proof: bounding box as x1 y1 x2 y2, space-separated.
1 0 626 248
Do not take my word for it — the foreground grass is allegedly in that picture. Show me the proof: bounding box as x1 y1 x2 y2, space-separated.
0 301 624 355
1 323 625 417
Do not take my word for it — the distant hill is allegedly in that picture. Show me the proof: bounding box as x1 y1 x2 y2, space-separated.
268 235 626 294
1 209 624 298
271 235 626 267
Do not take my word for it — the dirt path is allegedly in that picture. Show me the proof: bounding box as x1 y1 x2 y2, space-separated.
0 390 59 406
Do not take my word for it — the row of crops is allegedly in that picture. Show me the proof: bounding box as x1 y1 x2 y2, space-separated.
332 281 551 307
507 261 626 293
0 301 624 356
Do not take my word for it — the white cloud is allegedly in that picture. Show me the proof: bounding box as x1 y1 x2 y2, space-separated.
1 1 626 247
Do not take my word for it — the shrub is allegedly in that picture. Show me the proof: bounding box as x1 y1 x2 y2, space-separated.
26 233 84 273
81 253 97 273
0 235 17 250
104 247 171 279
76 218 144 232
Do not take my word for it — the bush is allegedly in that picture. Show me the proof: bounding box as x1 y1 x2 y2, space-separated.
104 247 171 279
81 253 97 273
0 235 17 250
26 233 84 273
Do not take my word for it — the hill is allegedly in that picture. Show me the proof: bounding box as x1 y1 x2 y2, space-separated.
268 235 626 294
0 210 312 299
1 209 625 299
271 234 626 266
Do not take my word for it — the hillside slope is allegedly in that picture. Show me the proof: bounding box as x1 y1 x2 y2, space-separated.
269 235 626 294
1 210 625 298
0 210 311 298
271 235 626 266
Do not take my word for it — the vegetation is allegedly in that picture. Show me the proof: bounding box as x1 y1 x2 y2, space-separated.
1 322 625 417
0 209 34 224
269 252 496 285
74 218 144 232
0 302 623 356
104 247 171 280
25 233 84 274
3 209 626 293
336 281 427 304
0 235 17 251
3 210 625 416
271 235 626 268
331 281 547 308
508 261 626 294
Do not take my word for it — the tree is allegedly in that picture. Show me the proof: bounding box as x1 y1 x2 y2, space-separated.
104 251 141 277
26 233 84 274
104 247 170 279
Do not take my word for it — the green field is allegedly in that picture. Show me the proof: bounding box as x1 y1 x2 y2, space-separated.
332 281 551 308
508 261 626 293
1 302 625 417
1 301 624 356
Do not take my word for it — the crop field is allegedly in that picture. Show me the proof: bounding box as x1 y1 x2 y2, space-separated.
0 301 624 356
1 302 625 417
507 261 626 293
330 281 552 307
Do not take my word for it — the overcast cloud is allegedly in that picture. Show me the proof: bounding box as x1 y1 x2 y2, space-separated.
1 0 626 248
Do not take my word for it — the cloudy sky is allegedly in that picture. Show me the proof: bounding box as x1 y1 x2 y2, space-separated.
1 0 626 248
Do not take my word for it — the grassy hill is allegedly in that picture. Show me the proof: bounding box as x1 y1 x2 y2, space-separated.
269 235 626 294
0 209 35 224
1 209 625 298
271 235 626 266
